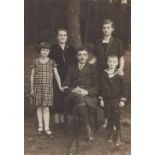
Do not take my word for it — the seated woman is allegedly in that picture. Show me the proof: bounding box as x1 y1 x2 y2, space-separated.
63 47 98 140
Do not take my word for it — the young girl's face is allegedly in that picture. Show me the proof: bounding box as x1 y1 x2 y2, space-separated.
107 57 118 69
40 48 50 58
57 30 68 44
102 23 114 36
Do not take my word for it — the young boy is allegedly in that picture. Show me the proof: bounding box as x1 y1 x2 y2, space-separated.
49 28 76 126
90 18 126 128
99 55 126 146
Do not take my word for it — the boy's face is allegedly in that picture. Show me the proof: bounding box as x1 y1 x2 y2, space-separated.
76 50 88 64
107 57 118 69
40 48 50 58
57 30 68 44
102 23 114 36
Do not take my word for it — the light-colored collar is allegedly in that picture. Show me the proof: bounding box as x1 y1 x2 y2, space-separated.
104 69 118 78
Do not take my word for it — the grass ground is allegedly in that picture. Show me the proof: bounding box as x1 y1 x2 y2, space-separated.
24 45 131 155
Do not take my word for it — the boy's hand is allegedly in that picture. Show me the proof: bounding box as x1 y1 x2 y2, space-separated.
117 68 124 76
100 99 104 107
30 90 34 96
119 101 125 107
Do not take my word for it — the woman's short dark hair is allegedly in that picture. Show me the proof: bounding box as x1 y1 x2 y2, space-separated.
102 18 114 28
56 28 68 36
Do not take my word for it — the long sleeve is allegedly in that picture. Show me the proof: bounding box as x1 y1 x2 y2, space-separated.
99 72 111 98
70 46 77 65
86 66 99 95
120 76 127 100
118 39 125 58
63 67 72 87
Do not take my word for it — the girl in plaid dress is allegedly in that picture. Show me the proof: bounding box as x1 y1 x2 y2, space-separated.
30 42 64 137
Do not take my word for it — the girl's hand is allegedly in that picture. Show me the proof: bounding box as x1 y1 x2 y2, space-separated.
59 87 64 92
59 86 69 92
119 101 125 107
62 86 69 90
100 99 104 107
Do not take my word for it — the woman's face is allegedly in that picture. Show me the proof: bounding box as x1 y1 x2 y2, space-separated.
40 48 50 58
102 23 114 36
57 30 68 44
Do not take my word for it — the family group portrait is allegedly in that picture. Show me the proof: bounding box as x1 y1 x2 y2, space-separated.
24 0 131 155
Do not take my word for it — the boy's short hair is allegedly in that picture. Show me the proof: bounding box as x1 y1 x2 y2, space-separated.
39 41 51 50
107 55 118 60
56 28 68 36
76 46 89 54
102 18 114 28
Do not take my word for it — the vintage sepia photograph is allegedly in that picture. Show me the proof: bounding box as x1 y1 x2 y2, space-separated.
24 0 131 155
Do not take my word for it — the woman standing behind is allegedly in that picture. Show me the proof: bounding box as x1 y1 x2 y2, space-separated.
49 28 76 126
90 19 126 128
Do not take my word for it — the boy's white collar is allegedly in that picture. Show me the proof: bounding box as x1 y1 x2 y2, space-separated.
104 69 117 78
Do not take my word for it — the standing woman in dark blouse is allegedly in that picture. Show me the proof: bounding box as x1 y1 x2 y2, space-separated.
90 19 125 76
49 28 76 125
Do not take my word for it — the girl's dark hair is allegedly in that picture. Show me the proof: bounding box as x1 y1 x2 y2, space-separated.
56 28 68 36
37 41 51 53
39 41 51 50
102 18 114 28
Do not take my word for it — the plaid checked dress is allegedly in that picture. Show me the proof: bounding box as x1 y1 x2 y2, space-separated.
32 58 57 107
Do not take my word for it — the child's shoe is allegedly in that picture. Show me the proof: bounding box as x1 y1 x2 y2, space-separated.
115 137 121 146
115 133 121 146
37 127 43 135
45 130 53 138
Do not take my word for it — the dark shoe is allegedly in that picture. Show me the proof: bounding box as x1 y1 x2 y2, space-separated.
115 137 121 146
107 129 114 143
115 133 121 146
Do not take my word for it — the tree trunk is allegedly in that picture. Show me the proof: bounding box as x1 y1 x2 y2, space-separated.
67 0 81 49
33 0 39 43
84 2 90 45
